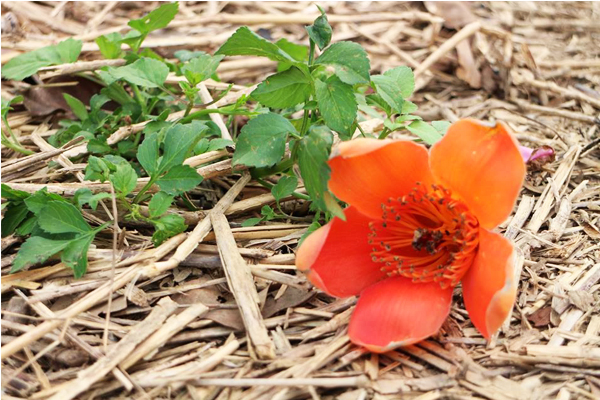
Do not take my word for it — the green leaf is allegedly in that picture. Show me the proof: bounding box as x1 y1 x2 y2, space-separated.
106 58 169 88
148 192 174 218
182 53 224 86
63 93 88 121
61 234 94 278
261 205 276 220
11 236 72 272
233 113 297 168
1 38 82 81
156 165 203 196
37 201 92 235
297 126 336 214
275 38 308 71
110 163 138 197
1 183 30 201
216 26 295 63
384 66 415 99
305 6 332 50
95 32 123 59
128 2 179 35
207 138 234 152
314 77 357 137
151 214 187 246
401 100 418 115
174 50 207 62
24 188 68 215
371 75 404 113
241 217 263 227
137 131 161 177
315 42 370 85
74 188 111 210
158 124 202 173
15 216 37 237
251 67 312 108
407 121 443 145
271 175 298 203
432 120 451 135
1 203 29 237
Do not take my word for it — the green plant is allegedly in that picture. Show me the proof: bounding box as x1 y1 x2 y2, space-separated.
1 3 447 278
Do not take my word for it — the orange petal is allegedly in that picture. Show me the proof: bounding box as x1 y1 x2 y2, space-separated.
295 207 386 297
348 276 453 353
329 139 435 220
461 228 516 339
429 119 525 229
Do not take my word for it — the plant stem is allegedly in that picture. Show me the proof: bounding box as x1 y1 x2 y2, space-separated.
131 84 147 115
1 130 33 155
132 176 157 204
378 127 391 139
180 108 254 124
308 40 316 65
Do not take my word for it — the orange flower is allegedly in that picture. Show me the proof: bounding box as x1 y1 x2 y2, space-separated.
296 119 526 352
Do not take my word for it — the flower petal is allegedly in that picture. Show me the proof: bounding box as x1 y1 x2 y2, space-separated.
329 139 435 220
348 276 453 352
430 119 525 229
295 207 386 297
461 228 516 339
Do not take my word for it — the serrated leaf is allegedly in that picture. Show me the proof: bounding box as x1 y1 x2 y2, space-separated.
15 216 36 237
11 236 72 272
314 77 357 137
315 42 370 85
407 120 443 145
432 120 451 135
156 165 203 196
371 74 404 113
61 234 94 278
271 175 298 203
158 124 202 173
233 113 297 168
182 53 224 86
151 214 187 246
384 66 415 99
107 58 169 88
95 32 123 59
148 192 174 218
37 201 92 235
1 38 82 81
137 131 161 177
110 163 138 197
306 7 332 50
74 188 112 211
1 183 30 201
275 38 308 72
401 100 418 114
63 93 88 121
216 26 295 63
128 2 179 35
251 67 312 108
207 138 234 152
24 188 69 215
1 203 29 237
298 126 335 213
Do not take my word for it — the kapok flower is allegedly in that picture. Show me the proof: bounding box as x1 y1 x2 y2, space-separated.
296 119 526 353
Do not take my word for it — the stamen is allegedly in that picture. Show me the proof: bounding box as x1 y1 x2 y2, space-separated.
369 184 479 288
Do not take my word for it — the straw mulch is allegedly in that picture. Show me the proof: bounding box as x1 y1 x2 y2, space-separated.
1 2 599 399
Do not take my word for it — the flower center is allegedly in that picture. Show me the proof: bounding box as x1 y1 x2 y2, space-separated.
368 183 479 288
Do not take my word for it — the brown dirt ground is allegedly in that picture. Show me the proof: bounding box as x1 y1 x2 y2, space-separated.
1 2 599 399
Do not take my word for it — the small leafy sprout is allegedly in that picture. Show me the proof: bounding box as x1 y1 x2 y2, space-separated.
1 185 109 278
1 96 33 155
